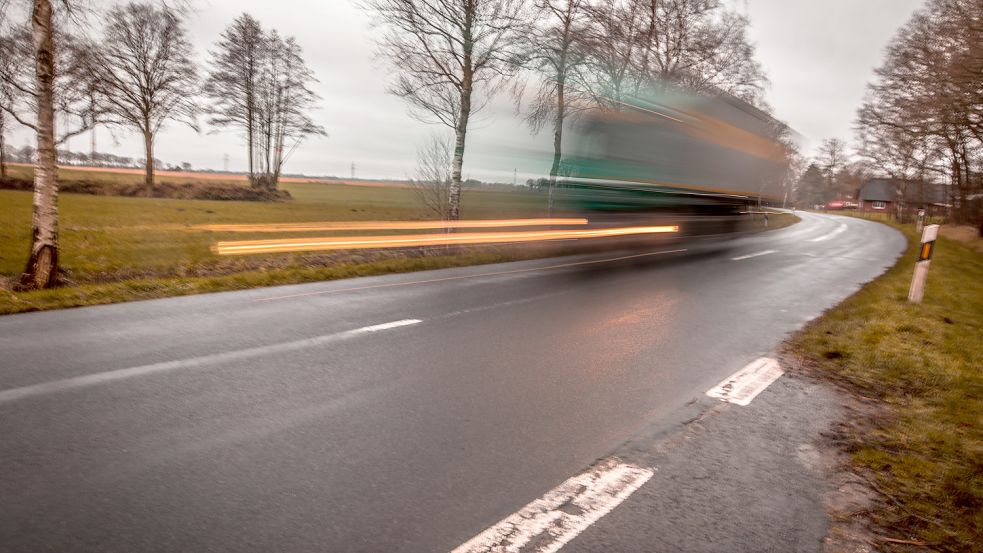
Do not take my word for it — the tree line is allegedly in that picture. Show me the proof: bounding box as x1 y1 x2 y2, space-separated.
794 137 867 209
796 0 983 222
3 144 195 172
858 0 982 224
365 0 772 218
0 1 324 289
3 0 774 290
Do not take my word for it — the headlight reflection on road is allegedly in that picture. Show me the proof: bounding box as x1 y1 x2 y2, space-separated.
213 225 680 255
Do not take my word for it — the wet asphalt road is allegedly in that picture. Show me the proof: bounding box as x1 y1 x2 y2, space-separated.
0 212 905 552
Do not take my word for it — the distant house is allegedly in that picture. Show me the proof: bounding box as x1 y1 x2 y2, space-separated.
857 178 950 217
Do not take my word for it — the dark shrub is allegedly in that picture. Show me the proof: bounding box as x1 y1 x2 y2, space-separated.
0 175 290 201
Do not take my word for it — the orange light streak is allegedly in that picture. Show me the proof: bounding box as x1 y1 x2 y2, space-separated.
197 218 589 233
214 225 680 255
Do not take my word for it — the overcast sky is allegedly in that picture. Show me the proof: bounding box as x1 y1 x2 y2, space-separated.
7 0 925 181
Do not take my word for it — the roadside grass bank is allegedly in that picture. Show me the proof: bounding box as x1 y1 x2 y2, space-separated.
0 249 540 314
788 220 982 551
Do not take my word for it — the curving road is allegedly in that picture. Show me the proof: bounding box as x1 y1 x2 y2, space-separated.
0 212 905 552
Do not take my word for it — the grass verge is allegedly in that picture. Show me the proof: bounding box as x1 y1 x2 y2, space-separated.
788 220 982 551
0 214 800 315
0 249 544 314
2 173 797 315
0 212 795 314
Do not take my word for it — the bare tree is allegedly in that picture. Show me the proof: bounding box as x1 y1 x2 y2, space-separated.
0 21 9 178
518 0 591 214
579 0 645 108
204 16 324 190
203 13 265 185
795 163 827 208
577 0 766 109
815 138 849 198
857 0 983 224
0 19 99 146
252 31 325 190
412 133 454 219
364 0 528 220
1 2 104 288
635 0 766 104
88 1 199 188
770 124 803 208
19 0 58 288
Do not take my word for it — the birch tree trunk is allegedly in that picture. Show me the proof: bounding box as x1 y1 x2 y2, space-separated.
449 70 473 221
20 0 59 289
548 69 566 216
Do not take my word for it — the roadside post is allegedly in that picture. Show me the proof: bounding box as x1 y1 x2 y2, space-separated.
908 224 939 303
915 208 925 233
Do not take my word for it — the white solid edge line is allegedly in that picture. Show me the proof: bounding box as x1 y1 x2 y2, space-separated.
730 249 776 261
450 458 654 553
0 318 423 405
808 223 848 242
706 357 784 406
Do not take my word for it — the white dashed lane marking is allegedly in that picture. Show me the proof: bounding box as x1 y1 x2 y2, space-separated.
706 357 784 406
808 223 848 242
0 319 423 405
352 319 422 332
450 458 654 553
730 250 776 261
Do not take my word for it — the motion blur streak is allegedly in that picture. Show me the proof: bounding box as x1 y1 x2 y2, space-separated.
214 226 680 255
197 218 589 233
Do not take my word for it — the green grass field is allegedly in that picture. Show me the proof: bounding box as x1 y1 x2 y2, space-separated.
1 166 552 312
1 170 547 274
790 221 982 551
1 165 795 314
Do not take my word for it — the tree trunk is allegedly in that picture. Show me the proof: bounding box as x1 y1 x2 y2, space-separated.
246 54 255 187
19 0 58 290
548 74 566 217
0 110 7 178
272 133 285 190
264 118 272 183
143 128 155 188
271 91 287 191
958 142 972 224
247 119 254 184
449 74 473 221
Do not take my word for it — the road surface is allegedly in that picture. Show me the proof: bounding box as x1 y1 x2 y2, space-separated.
0 212 905 552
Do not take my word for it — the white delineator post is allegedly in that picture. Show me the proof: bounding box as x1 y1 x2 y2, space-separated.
908 224 939 303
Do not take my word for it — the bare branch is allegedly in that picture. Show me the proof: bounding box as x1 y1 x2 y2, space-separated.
363 0 530 219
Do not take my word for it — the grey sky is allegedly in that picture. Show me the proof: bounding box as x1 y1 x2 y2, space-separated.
7 0 925 181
